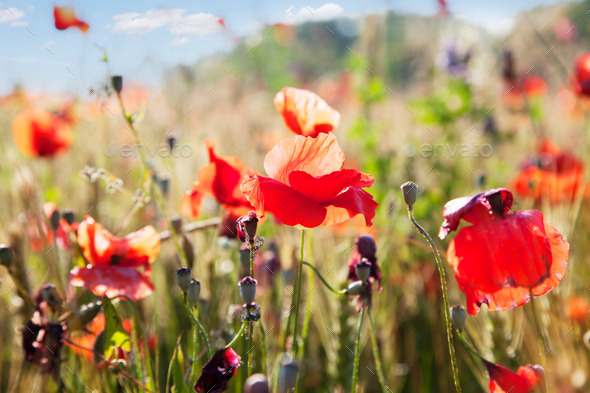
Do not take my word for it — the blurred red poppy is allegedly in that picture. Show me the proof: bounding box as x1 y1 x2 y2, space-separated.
69 216 160 300
13 108 72 157
574 53 590 96
566 296 590 323
53 5 89 32
181 140 256 220
195 347 241 393
241 133 378 228
274 87 341 137
485 361 544 393
521 75 547 97
29 202 75 251
512 140 585 204
439 188 568 315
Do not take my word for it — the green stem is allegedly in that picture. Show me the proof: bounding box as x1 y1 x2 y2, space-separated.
165 335 182 393
292 229 306 357
249 239 255 278
226 321 248 349
184 298 212 358
528 288 548 360
351 299 366 393
247 323 253 377
368 308 388 392
302 262 346 296
258 320 268 376
407 207 461 393
456 331 485 361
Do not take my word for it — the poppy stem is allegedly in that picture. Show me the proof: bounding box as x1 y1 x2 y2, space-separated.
184 298 212 358
302 262 347 296
456 331 486 361
292 229 306 358
258 320 268 376
225 321 248 349
528 288 548 361
351 298 366 393
367 308 388 393
407 207 462 393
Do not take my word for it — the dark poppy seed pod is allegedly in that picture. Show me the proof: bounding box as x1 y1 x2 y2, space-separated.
62 210 75 226
176 267 192 293
188 279 201 305
171 216 183 234
49 210 61 232
450 305 467 331
238 276 258 304
355 259 372 283
278 353 298 393
111 75 123 95
346 280 364 296
244 373 270 393
158 177 170 197
0 245 13 268
400 181 418 207
40 284 62 310
237 211 259 243
166 134 177 150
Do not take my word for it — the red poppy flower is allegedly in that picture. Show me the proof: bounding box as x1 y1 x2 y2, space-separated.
574 53 590 96
53 6 89 32
485 361 544 393
195 347 241 393
69 216 160 301
521 75 547 97
512 140 585 204
439 188 569 315
28 202 75 251
240 133 378 228
181 140 256 220
274 87 341 137
566 296 590 323
13 108 72 157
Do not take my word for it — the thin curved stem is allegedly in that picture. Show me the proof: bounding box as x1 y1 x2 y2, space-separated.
226 321 248 349
407 207 461 393
456 331 485 361
351 300 366 393
292 229 305 357
528 288 548 363
258 320 268 376
368 308 388 393
184 298 212 358
165 335 182 393
302 262 347 296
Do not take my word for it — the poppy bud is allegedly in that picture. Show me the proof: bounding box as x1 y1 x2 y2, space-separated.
401 181 418 207
244 373 270 393
238 276 258 304
171 216 183 234
49 209 61 232
0 245 13 268
237 211 259 243
111 75 123 95
278 353 298 393
166 134 177 150
176 267 192 293
355 259 372 283
188 279 201 305
62 209 75 225
450 305 467 331
158 177 170 197
346 280 364 296
41 284 62 310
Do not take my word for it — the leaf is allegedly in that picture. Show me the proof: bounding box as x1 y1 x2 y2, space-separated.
103 297 131 359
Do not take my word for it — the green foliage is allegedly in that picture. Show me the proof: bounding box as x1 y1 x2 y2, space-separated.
103 297 131 359
409 79 473 126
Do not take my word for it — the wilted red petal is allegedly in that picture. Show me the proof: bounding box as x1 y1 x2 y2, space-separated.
77 216 160 267
447 210 568 314
486 362 543 393
195 347 241 393
54 6 89 32
69 265 154 301
264 132 345 185
439 188 513 239
13 108 72 157
180 183 205 219
274 87 340 137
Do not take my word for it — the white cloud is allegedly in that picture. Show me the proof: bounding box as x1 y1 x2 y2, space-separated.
285 3 344 24
112 8 223 37
170 36 189 46
484 18 514 36
0 7 26 26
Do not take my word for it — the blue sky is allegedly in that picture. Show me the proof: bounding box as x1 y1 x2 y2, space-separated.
0 0 575 95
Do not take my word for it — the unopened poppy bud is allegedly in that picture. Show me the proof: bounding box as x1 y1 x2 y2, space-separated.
450 305 467 331
0 245 13 268
158 177 170 197
188 279 201 305
166 134 177 150
41 284 62 310
176 267 192 293
237 211 259 243
355 259 372 283
171 216 183 234
238 276 258 304
401 181 418 207
278 353 298 393
244 373 270 393
62 209 75 225
584 330 590 349
49 210 61 232
346 280 364 296
111 75 123 95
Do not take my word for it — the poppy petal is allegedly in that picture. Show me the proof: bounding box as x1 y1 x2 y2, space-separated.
486 362 542 393
264 133 345 185
54 6 89 32
323 188 378 226
181 183 205 219
69 265 154 301
288 169 374 203
13 108 72 157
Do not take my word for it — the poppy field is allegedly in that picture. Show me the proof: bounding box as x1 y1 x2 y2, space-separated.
3 1 590 392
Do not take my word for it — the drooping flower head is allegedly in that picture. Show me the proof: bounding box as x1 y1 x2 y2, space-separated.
347 235 382 291
512 140 585 204
439 188 569 315
241 133 378 228
485 362 544 393
274 87 341 138
69 216 160 301
195 347 241 393
13 108 72 157
53 5 89 32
